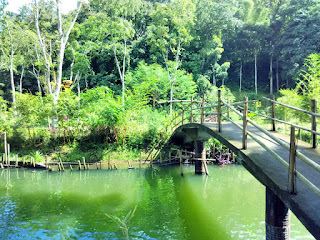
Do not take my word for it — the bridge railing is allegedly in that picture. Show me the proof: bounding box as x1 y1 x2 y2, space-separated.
160 91 320 197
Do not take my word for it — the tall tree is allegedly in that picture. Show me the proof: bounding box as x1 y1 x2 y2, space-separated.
148 0 195 115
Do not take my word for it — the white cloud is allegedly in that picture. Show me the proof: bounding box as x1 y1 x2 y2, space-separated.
5 0 78 14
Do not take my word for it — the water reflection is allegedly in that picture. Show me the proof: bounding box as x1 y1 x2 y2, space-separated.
0 166 315 239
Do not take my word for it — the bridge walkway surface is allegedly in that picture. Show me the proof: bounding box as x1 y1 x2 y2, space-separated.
201 122 320 239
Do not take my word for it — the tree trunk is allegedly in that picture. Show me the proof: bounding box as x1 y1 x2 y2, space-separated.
19 65 25 93
34 0 52 95
239 61 242 93
276 59 279 92
9 54 15 103
254 53 258 95
270 55 273 95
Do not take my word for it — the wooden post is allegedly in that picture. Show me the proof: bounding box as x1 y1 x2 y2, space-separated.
96 162 99 169
82 157 87 170
289 126 296 194
0 163 3 169
59 158 65 171
311 99 317 148
190 96 194 123
32 157 36 168
218 90 222 132
7 144 10 165
242 96 248 150
232 152 235 162
45 155 48 169
58 162 61 171
179 150 183 176
4 132 7 164
219 144 222 159
23 157 25 166
2 153 5 165
15 155 18 168
272 95 276 131
78 160 81 170
203 160 209 176
201 95 205 124
181 108 184 125
227 98 230 119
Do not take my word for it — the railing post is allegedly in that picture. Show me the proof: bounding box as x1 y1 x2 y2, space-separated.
242 96 248 149
289 126 296 194
182 108 185 125
218 90 222 132
190 96 194 123
201 95 205 124
272 95 276 131
227 97 230 119
311 99 317 148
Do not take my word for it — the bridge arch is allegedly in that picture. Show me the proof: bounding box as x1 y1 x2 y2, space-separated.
166 122 320 240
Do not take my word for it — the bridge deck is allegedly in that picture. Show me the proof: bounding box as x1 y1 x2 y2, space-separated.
173 122 320 238
205 122 320 239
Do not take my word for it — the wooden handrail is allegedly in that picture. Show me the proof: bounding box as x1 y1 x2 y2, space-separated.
157 99 202 104
263 97 320 118
222 114 320 197
237 106 320 136
222 99 320 172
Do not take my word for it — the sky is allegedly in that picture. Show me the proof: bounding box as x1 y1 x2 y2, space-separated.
5 0 78 13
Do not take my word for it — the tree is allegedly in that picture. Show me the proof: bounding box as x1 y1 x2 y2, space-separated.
148 0 195 115
33 0 82 125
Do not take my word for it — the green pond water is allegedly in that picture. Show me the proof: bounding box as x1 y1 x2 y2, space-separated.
0 165 315 239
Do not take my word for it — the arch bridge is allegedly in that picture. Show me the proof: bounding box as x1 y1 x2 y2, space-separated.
152 91 320 240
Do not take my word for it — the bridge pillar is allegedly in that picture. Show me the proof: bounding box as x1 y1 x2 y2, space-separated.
194 141 206 174
266 187 290 240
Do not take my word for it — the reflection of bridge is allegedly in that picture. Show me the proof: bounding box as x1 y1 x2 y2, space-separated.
155 91 320 240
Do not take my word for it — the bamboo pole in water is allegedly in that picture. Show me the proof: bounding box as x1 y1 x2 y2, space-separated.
15 155 18 168
45 155 48 169
70 164 73 171
78 160 81 170
82 157 87 170
4 132 7 164
7 144 10 165
179 150 183 176
59 158 65 171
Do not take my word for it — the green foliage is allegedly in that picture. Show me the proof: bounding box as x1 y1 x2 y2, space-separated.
278 53 320 122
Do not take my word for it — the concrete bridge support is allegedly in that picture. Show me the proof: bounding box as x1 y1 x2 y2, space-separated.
194 141 206 174
266 187 290 240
